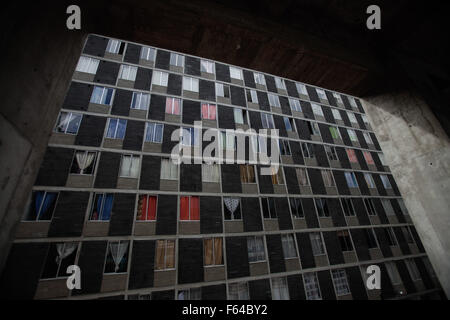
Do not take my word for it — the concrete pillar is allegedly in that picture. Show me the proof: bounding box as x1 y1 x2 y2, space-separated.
0 2 86 272
362 91 450 298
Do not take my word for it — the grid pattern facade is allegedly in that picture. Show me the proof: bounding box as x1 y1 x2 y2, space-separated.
0 34 443 300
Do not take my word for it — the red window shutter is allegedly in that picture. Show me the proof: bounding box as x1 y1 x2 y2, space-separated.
148 196 157 220
190 196 200 220
180 196 190 220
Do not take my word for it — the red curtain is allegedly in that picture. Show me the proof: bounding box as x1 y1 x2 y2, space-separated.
346 149 357 163
209 105 216 120
173 99 180 115
190 197 200 220
165 98 172 114
202 104 209 119
147 196 157 220
364 152 374 165
180 196 190 220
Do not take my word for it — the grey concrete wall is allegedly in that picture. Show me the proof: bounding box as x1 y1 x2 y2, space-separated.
362 92 450 297
0 2 86 272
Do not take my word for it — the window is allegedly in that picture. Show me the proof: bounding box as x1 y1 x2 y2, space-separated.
140 46 156 61
170 53 184 67
347 129 358 142
106 39 124 54
271 167 284 185
405 259 421 281
312 103 324 117
289 98 301 112
385 261 401 285
422 257 436 278
106 118 127 139
279 140 291 156
364 173 376 189
261 197 277 219
349 97 358 109
341 198 356 216
215 83 230 98
378 153 387 166
220 131 236 150
364 198 377 216
128 294 152 300
165 97 181 115
363 151 374 165
310 233 325 256
254 72 266 85
230 67 242 80
145 122 163 143
296 83 308 96
228 282 249 300
240 165 255 183
304 272 321 300
361 114 369 125
119 155 140 178
272 277 290 300
290 198 304 218
155 239 175 270
137 195 157 221
131 92 150 110
397 199 408 215
380 175 392 189
347 111 357 124
344 172 358 188
275 77 286 90
247 236 266 262
178 288 201 300
246 89 258 103
315 88 327 100
90 193 114 221
76 56 99 74
301 142 315 158
281 234 297 258
402 226 415 244
24 191 58 221
261 112 275 129
104 240 129 273
180 196 200 221
337 230 353 251
200 60 214 73
40 242 78 279
119 65 137 81
201 103 216 120
321 170 335 187
183 76 199 92
346 149 358 163
307 121 321 136
70 151 97 175
90 86 115 105
204 238 223 266
55 112 82 134
315 198 330 217
202 164 220 183
385 228 398 246
331 108 342 121
380 199 395 216
363 132 373 144
268 93 280 107
365 229 378 248
333 92 343 104
224 198 242 220
284 117 294 132
160 158 178 180
325 145 338 161
234 108 245 124
296 168 310 186
332 269 351 296
329 126 341 139
152 71 169 86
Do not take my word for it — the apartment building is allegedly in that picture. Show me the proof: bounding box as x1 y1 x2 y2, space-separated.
0 34 444 300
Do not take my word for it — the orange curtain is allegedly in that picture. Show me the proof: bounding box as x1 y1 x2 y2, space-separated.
180 196 190 220
214 238 223 265
190 197 200 220
166 240 175 268
155 240 165 270
204 238 213 265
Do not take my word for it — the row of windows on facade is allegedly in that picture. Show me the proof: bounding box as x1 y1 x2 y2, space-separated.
27 185 407 226
81 42 362 110
38 235 431 299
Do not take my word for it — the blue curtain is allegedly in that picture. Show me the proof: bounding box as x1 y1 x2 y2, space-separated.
35 192 45 218
36 192 57 220
97 194 113 220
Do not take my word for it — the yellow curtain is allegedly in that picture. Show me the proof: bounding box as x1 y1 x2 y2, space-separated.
155 240 165 270
214 238 223 265
204 238 213 265
166 240 175 268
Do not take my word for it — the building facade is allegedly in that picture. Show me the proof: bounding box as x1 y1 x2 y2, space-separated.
0 34 444 300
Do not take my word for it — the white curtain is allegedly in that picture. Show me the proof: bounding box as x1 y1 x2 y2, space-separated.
109 242 129 272
76 152 95 174
272 278 289 300
55 242 77 265
224 198 239 217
